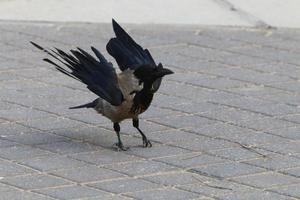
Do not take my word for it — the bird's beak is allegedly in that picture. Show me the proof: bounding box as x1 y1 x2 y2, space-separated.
155 68 174 78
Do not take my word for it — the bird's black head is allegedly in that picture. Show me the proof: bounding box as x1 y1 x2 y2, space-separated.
134 63 173 92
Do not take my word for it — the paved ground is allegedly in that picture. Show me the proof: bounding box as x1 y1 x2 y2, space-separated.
0 0 300 28
1 21 300 199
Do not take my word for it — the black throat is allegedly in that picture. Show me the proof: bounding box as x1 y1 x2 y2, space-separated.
130 82 154 114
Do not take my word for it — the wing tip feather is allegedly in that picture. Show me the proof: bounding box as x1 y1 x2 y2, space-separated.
30 41 44 50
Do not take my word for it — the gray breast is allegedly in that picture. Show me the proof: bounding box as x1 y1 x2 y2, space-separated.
94 70 142 123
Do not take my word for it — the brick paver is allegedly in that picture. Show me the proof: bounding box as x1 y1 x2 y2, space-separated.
1 21 300 199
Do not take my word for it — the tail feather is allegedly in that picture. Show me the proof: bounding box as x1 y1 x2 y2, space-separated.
69 99 98 109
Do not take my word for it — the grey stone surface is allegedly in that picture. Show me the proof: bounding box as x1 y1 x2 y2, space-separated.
0 160 36 177
34 185 111 199
0 145 52 161
89 178 160 194
178 180 252 198
231 172 300 188
270 183 300 198
1 21 300 199
20 155 87 172
190 162 266 178
0 190 53 200
143 172 212 186
155 153 226 168
126 188 201 200
220 190 295 200
243 155 300 170
106 160 178 176
1 174 71 189
69 150 141 166
281 167 300 177
50 165 126 183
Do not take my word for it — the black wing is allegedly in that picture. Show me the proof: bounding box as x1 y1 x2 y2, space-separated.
106 19 162 91
106 19 156 71
31 42 124 106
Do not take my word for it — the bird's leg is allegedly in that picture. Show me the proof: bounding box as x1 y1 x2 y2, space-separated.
133 119 152 148
113 123 128 151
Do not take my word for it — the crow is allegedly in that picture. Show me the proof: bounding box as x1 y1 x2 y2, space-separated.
31 19 173 151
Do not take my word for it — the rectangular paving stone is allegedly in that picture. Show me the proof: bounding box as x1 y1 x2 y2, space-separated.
279 114 300 124
128 145 191 159
243 155 300 170
19 116 85 131
220 190 293 200
205 129 288 147
0 139 18 148
155 153 226 168
0 122 34 136
89 178 160 194
270 81 300 93
149 129 204 144
50 165 126 183
261 141 300 155
0 190 53 200
37 140 103 154
107 160 178 176
0 107 53 122
236 117 296 131
244 62 300 78
169 102 225 115
210 96 271 110
190 162 265 179
20 154 87 172
208 146 272 161
0 145 52 161
5 132 69 146
266 126 300 140
231 172 300 189
53 126 114 141
69 150 141 166
199 107 267 123
208 67 292 84
243 103 300 116
183 122 247 138
281 167 300 177
178 180 252 198
126 188 200 200
270 183 300 198
229 85 282 98
0 160 36 177
150 130 234 151
149 115 217 129
151 93 190 109
86 196 134 200
143 172 212 186
1 174 72 190
0 182 15 192
261 92 300 107
34 185 111 199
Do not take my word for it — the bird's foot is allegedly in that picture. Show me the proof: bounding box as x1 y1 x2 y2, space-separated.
142 137 152 148
113 142 129 151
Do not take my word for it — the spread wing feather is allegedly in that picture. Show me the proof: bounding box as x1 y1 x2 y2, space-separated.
106 19 156 71
106 19 162 91
31 41 123 106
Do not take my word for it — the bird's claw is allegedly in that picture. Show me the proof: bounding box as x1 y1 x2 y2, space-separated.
113 142 129 151
142 138 152 148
